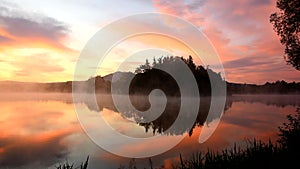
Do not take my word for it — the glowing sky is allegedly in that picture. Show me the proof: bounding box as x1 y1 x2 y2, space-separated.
0 0 298 83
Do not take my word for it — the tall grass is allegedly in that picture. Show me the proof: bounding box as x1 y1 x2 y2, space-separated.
115 140 291 169
55 156 89 169
176 140 284 169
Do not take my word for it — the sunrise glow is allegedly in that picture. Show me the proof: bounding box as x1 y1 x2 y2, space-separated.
0 0 298 84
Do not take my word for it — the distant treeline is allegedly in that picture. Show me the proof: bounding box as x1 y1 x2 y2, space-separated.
0 76 110 93
227 81 300 95
126 56 300 95
0 56 299 95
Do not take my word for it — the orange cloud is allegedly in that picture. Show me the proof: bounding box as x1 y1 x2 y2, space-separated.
0 3 74 53
0 2 80 82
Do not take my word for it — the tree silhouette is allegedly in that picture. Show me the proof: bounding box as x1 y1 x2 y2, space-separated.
132 56 225 97
278 107 300 153
270 0 300 70
134 59 151 73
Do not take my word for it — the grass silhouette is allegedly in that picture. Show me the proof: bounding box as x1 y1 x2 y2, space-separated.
55 156 89 169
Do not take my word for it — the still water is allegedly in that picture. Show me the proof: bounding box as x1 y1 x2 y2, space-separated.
0 93 299 169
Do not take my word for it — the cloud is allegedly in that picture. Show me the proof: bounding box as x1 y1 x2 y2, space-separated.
153 0 205 26
11 53 65 77
0 35 13 44
249 0 272 6
0 14 68 41
223 57 272 69
0 1 71 51
152 0 299 83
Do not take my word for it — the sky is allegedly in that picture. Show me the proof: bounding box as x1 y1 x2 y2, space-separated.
0 0 299 84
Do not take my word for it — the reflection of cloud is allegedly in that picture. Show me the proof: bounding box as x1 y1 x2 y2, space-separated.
205 102 293 150
0 129 74 168
0 100 80 168
222 116 266 129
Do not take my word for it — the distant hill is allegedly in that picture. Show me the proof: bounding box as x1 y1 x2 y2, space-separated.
103 71 134 82
1 76 299 95
0 76 111 93
0 81 62 93
0 56 299 95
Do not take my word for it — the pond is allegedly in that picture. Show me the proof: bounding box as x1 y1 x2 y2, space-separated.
0 93 299 169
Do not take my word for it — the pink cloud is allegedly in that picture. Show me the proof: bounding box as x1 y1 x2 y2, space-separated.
0 2 75 53
152 0 299 83
153 0 204 26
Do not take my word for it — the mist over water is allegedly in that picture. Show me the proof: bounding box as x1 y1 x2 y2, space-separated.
0 93 299 168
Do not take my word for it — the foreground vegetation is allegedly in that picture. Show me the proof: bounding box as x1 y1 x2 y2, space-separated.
54 156 89 169
176 140 296 169
55 108 300 169
174 107 299 169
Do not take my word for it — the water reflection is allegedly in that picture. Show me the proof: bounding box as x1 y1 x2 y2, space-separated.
111 96 230 137
0 100 81 168
94 95 298 137
228 94 300 107
0 93 299 169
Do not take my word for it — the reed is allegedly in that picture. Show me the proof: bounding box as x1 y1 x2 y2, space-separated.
55 156 89 169
176 139 283 169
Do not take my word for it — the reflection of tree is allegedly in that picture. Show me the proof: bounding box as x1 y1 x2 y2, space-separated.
116 56 226 136
79 94 299 136
136 97 231 136
76 55 298 136
93 95 232 136
227 95 300 108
